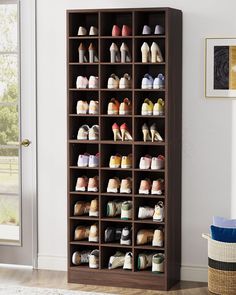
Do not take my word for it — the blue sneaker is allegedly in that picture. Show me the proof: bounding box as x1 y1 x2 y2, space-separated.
153 74 165 89
141 73 154 89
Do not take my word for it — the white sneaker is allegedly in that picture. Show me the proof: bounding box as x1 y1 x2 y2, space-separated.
152 228 164 247
151 155 165 170
119 73 131 89
77 26 87 36
77 124 89 140
88 100 99 114
88 76 99 89
141 74 153 89
139 155 152 169
89 26 98 36
89 249 99 268
138 206 154 219
123 252 132 270
76 100 88 114
88 224 99 242
152 253 165 273
107 74 119 89
153 201 164 222
153 74 165 89
88 125 99 140
88 154 99 167
76 76 88 89
77 153 89 167
121 201 132 220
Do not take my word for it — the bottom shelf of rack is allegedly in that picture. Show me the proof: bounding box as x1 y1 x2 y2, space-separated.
68 266 167 290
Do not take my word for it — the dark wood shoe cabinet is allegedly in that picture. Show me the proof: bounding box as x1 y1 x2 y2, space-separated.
67 7 182 291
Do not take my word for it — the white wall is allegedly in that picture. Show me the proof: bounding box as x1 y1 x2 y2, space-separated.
37 0 236 281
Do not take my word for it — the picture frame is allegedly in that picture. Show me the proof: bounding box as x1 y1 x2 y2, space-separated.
205 38 236 98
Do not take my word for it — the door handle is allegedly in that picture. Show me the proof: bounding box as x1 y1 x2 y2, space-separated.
21 139 31 147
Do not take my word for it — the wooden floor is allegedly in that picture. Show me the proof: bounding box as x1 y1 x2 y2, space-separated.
0 267 208 294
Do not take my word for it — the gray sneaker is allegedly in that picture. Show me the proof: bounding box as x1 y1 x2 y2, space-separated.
108 251 125 269
154 25 165 35
72 250 91 265
120 227 131 245
142 25 151 35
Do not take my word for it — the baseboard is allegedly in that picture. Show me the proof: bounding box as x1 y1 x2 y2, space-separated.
37 255 208 282
181 265 208 282
37 254 67 271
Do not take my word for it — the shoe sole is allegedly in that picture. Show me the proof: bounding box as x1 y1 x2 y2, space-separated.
88 237 99 242
89 211 99 217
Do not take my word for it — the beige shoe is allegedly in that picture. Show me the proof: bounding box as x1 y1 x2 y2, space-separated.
77 125 89 140
107 73 120 89
72 250 91 265
120 177 132 194
74 225 90 241
137 253 153 270
151 179 164 195
88 176 99 192
109 154 122 168
153 201 164 221
89 223 99 242
88 100 99 115
121 154 132 169
119 98 132 115
139 178 151 195
107 177 120 193
136 229 154 245
152 228 164 247
75 176 88 191
89 198 99 217
153 98 165 116
119 73 132 89
74 201 90 216
150 42 164 63
89 125 99 140
141 42 150 63
76 100 89 114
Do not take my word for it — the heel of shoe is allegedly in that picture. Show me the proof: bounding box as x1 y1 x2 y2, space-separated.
141 51 148 63
110 50 116 63
89 50 94 63
151 51 156 63
113 129 119 141
79 50 86 63
151 130 155 142
121 50 126 63
121 129 126 141
142 129 149 142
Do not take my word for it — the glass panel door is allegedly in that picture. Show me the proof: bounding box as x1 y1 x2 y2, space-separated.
0 1 20 244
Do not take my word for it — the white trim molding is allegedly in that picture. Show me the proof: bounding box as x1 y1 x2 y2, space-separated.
181 265 208 282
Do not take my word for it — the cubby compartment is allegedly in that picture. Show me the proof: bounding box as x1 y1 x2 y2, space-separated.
69 218 99 244
134 145 165 170
134 64 165 89
69 39 99 63
100 144 132 168
100 91 132 115
134 222 164 248
100 117 132 141
69 194 99 218
101 170 132 194
70 244 100 268
134 11 165 36
134 38 165 63
68 91 99 115
69 169 99 192
69 65 98 89
100 39 132 63
101 220 132 245
134 91 165 116
68 12 99 37
69 116 99 140
100 195 133 219
134 197 165 222
69 143 99 167
134 117 165 143
100 64 132 89
133 248 165 274
134 170 165 196
100 12 133 36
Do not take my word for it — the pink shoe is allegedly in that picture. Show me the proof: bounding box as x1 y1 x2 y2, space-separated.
151 179 164 195
75 176 88 191
88 76 99 89
151 155 165 170
88 176 99 192
121 25 132 36
76 76 88 89
112 25 121 36
139 178 151 195
139 155 152 169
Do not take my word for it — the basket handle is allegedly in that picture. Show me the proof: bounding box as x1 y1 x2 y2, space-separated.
202 233 211 240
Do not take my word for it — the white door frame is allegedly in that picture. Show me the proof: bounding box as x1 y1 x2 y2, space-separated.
0 0 37 268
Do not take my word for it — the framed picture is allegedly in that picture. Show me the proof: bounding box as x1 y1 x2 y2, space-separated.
205 38 236 98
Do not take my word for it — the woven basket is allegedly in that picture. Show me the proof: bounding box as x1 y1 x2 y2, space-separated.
202 233 236 294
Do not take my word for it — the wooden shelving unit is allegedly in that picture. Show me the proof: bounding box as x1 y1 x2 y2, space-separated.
67 8 182 290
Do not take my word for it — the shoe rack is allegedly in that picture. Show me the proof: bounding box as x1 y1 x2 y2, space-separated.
67 8 182 291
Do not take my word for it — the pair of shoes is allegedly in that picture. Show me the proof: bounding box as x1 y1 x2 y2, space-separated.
142 24 164 35
137 227 164 247
139 155 165 170
78 26 98 36
139 178 164 195
138 253 164 273
138 201 164 222
77 153 99 168
107 73 131 89
72 249 99 268
110 42 131 63
142 123 163 142
105 226 131 245
108 251 132 270
109 154 132 168
78 43 98 63
74 223 99 242
112 24 131 36
141 42 163 63
76 100 99 115
112 123 132 141
141 98 164 116
107 98 132 115
76 76 98 89
77 125 99 141
107 177 132 194
107 200 132 220
75 176 99 192
141 73 165 89
74 198 99 217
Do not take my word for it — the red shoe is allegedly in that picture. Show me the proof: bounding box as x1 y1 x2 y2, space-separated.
112 123 122 141
121 25 132 36
112 25 121 36
120 123 132 141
